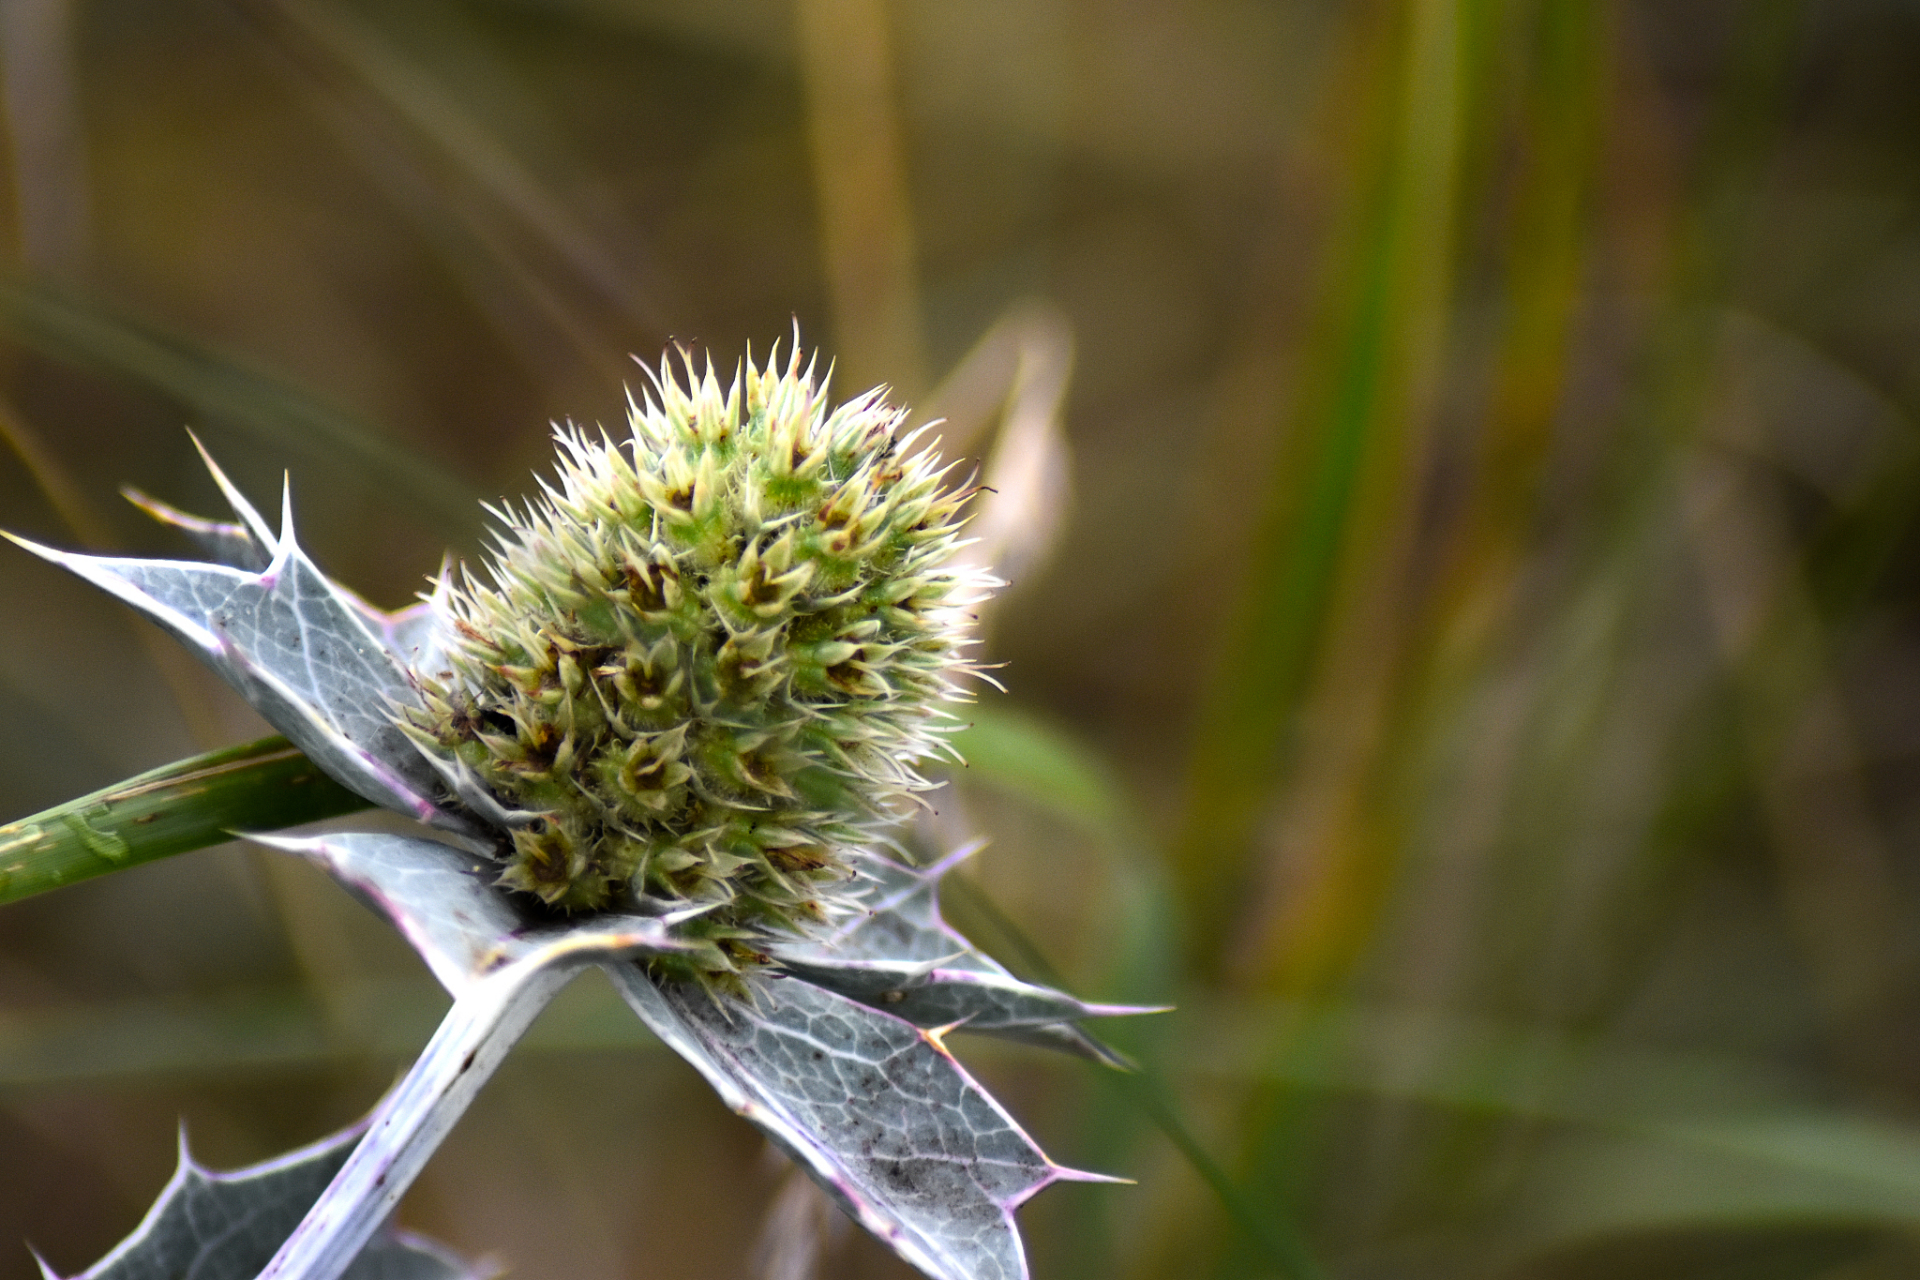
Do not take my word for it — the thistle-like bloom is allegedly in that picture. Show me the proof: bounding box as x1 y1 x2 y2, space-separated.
10 344 1149 1280
405 349 989 983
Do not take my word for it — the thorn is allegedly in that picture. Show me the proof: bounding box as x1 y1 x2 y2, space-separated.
0 528 56 560
243 832 361 880
916 1018 971 1053
901 952 963 984
172 1118 222 1180
278 473 297 547
186 429 277 551
657 899 723 926
1084 1043 1140 1072
1049 1164 1135 1187
120 486 225 539
242 831 327 856
1080 1002 1178 1019
921 836 988 881
254 498 297 589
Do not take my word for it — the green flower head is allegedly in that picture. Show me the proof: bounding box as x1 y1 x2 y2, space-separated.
403 343 991 979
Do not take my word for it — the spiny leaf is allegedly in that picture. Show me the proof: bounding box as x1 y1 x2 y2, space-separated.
248 830 1125 1280
125 444 456 678
808 845 993 966
7 490 463 833
770 954 1163 1032
785 846 1142 1065
608 965 1118 1280
42 1121 486 1280
244 832 698 1280
256 831 523 994
0 735 369 907
255 831 697 995
121 488 270 572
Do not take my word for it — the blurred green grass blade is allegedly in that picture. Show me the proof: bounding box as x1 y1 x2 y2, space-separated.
1431 0 1602 604
1460 0 1811 1059
1515 1119 1920 1245
1207 999 1810 1129
1583 0 1807 508
0 736 372 905
1202 1000 1920 1245
1098 1067 1327 1280
1186 5 1470 1271
950 702 1130 845
0 279 477 532
1174 0 1465 964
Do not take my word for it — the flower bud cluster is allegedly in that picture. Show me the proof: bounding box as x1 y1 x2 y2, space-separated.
404 346 987 978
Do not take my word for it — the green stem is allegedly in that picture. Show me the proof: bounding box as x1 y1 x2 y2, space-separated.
0 736 373 906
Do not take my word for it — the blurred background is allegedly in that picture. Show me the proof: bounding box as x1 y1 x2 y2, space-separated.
3 0 1920 1277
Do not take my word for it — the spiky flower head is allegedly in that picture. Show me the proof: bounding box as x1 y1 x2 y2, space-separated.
404 344 988 979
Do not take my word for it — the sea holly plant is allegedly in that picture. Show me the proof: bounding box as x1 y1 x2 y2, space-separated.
6 346 1153 1280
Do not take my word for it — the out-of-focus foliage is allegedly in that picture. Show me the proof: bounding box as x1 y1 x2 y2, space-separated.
5 1 1920 1278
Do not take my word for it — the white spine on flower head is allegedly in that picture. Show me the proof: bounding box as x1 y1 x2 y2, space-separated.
401 342 996 983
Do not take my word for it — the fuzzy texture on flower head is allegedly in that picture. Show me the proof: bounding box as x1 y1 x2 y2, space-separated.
402 345 990 981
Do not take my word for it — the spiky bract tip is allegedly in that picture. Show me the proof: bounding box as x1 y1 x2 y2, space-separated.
404 344 990 983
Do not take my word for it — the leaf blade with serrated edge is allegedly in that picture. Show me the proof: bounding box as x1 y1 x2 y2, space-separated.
255 830 524 994
120 486 270 570
790 844 1001 970
769 955 1166 1031
122 439 453 673
785 846 1154 1064
4 487 466 834
606 964 1121 1280
41 1121 487 1280
251 831 701 995
243 832 699 1280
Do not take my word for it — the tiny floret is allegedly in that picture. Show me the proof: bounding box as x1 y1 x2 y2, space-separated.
403 345 990 980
